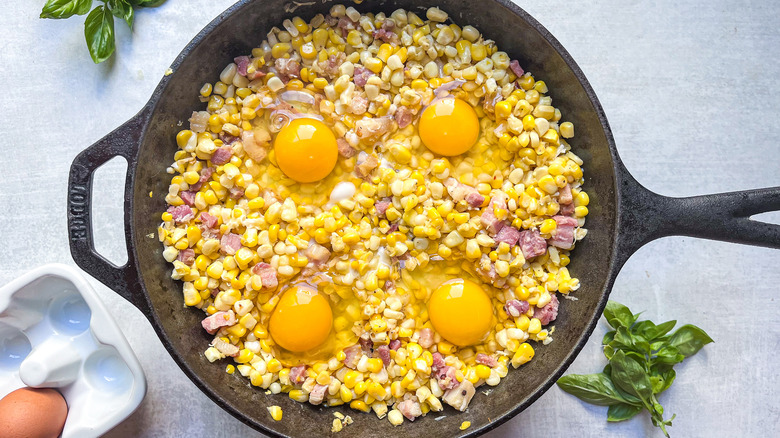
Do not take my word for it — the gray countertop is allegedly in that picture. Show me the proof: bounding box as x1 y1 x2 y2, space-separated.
1 0 778 436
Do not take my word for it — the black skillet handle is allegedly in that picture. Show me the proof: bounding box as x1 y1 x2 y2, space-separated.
67 108 151 312
615 162 780 267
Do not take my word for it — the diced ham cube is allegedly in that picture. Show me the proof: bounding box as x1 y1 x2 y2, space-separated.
418 328 434 349
397 400 422 421
290 365 308 385
180 190 196 206
219 132 238 145
476 353 498 368
466 192 485 208
480 196 508 235
375 199 391 217
495 226 521 246
377 345 391 366
168 205 194 223
359 334 374 353
177 248 195 265
560 202 575 216
251 263 278 290
274 58 301 81
389 339 401 351
353 65 372 88
337 16 356 37
435 365 458 390
211 146 233 165
504 299 530 318
200 212 218 229
549 215 578 249
443 379 476 412
337 138 357 158
343 344 362 369
559 184 573 205
444 178 482 205
394 106 413 128
201 311 236 335
431 352 446 372
220 233 242 255
519 229 547 259
211 338 239 357
509 59 525 78
309 384 328 405
190 167 213 191
373 28 399 44
234 56 250 76
534 294 559 325
228 187 244 200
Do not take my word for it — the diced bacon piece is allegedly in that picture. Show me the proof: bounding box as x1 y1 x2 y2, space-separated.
373 28 399 44
375 199 391 216
549 215 578 249
418 328 434 349
211 338 239 357
397 400 422 421
444 178 484 207
220 233 242 255
343 344 362 369
466 192 485 208
188 111 209 133
274 58 301 81
495 226 521 246
519 229 547 259
200 212 218 229
435 365 458 390
389 339 401 351
251 263 278 290
319 53 345 79
180 190 196 206
559 184 573 205
504 299 530 318
476 254 499 283
219 132 238 145
476 353 498 367
324 14 338 27
560 202 575 216
247 69 266 80
509 59 525 78
443 379 476 412
337 16 356 37
234 56 250 76
353 65 372 88
228 187 244 200
394 105 413 128
377 345 391 366
355 116 393 139
431 352 446 372
309 384 328 405
359 334 374 353
355 153 379 178
534 294 559 325
348 95 368 115
168 205 194 223
290 365 307 385
177 248 195 265
201 311 236 335
337 138 357 158
190 167 213 191
211 146 233 165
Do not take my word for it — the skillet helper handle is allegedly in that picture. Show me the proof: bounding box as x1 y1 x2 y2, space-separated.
68 109 149 309
617 168 780 263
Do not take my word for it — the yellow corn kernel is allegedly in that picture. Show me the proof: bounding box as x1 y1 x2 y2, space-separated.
438 341 456 355
354 381 367 396
460 421 471 431
528 317 542 334
271 42 291 58
367 382 387 400
206 261 223 279
343 370 360 389
186 225 201 243
540 218 557 234
339 384 353 403
267 405 283 421
289 390 308 402
267 358 282 373
350 400 370 413
475 364 492 380
225 364 235 374
176 130 193 148
575 191 590 207
560 122 574 139
494 100 512 119
364 57 383 74
522 114 535 131
516 315 530 331
511 342 535 368
235 348 254 364
471 43 486 61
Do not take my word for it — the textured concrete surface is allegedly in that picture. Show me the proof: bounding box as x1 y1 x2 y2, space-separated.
1 0 778 437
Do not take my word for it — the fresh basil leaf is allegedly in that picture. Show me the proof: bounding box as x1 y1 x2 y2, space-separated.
604 301 636 329
655 368 676 394
108 0 134 28
653 345 685 366
602 363 612 376
650 320 677 340
669 324 713 357
129 0 166 6
41 0 92 18
603 344 616 360
607 402 643 422
557 373 641 406
84 5 115 64
610 350 653 404
650 340 667 351
612 326 641 353
602 330 616 346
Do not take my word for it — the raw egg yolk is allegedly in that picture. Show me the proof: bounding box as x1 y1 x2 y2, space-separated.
269 285 333 352
274 118 338 183
418 98 480 156
428 278 493 347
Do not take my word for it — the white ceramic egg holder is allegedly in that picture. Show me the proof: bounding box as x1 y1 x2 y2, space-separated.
0 264 146 438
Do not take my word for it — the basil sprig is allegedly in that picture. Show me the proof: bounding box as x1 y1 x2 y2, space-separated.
40 0 166 63
557 301 713 436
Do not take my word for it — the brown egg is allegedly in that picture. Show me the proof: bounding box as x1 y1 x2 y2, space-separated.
0 387 68 438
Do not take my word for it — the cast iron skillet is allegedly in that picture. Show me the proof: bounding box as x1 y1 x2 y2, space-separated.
66 0 780 436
